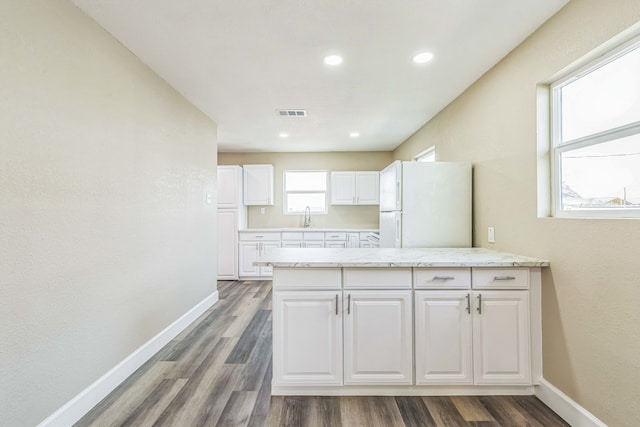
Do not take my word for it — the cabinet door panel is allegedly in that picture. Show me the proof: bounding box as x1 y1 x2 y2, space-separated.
331 172 356 205
259 242 279 276
243 164 274 205
344 291 412 385
415 291 472 385
355 172 380 205
325 241 346 248
473 291 531 385
238 242 259 277
273 292 343 386
217 166 242 208
217 210 238 280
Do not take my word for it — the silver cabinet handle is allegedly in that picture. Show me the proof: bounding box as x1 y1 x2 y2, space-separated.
336 295 339 315
477 294 482 315
255 242 259 251
466 293 471 314
433 276 455 280
493 276 516 281
347 294 351 315
255 235 264 238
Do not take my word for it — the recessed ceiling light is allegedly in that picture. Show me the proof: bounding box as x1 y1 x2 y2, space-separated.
412 52 434 64
279 132 289 138
323 54 343 66
349 132 360 138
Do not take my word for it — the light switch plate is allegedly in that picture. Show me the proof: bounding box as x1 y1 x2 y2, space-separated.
488 227 495 243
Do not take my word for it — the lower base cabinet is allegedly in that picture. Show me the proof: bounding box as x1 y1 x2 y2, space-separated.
273 290 413 387
239 241 279 277
473 290 530 385
414 290 530 386
273 291 343 386
272 267 538 393
344 290 413 385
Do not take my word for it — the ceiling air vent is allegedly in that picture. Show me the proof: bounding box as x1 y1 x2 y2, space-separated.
277 109 307 117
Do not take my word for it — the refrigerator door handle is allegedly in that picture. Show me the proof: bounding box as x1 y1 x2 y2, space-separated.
395 213 402 248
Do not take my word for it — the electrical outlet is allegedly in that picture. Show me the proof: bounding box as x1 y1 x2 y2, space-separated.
488 227 495 243
260 207 266 214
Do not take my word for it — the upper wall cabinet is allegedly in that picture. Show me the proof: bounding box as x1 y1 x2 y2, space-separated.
217 165 243 209
243 164 274 205
331 171 379 205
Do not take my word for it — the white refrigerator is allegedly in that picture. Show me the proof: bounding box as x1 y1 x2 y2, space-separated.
379 161 472 248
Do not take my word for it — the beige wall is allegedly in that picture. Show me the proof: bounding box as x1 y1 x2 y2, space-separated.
219 152 393 228
393 1 640 425
0 1 218 425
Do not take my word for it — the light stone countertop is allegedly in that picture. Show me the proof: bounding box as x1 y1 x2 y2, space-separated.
240 228 378 233
254 247 549 268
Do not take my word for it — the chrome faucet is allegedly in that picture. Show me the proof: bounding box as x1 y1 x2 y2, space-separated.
303 206 311 228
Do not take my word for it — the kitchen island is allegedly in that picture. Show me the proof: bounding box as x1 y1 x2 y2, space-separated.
255 247 549 396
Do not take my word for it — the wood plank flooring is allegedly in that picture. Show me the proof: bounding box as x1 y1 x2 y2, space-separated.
76 280 569 427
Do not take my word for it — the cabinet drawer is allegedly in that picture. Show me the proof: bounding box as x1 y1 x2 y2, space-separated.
303 232 325 241
273 268 342 290
343 268 412 289
281 232 303 240
472 268 529 289
414 268 471 289
325 232 347 241
239 232 280 241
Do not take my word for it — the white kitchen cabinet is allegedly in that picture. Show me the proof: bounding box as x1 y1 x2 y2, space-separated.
273 291 343 386
217 210 240 280
330 171 379 205
281 231 325 248
415 291 473 385
217 165 243 209
473 291 530 385
343 290 413 385
238 232 280 278
415 289 531 386
324 232 360 248
239 241 279 277
243 164 274 205
217 166 246 280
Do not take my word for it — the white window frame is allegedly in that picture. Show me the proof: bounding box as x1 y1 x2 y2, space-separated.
550 35 640 218
283 170 328 215
413 146 436 162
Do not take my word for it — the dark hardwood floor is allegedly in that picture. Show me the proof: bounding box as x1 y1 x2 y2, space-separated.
76 280 569 427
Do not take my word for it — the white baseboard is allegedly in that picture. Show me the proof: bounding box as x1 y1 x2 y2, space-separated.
535 378 607 427
38 290 219 427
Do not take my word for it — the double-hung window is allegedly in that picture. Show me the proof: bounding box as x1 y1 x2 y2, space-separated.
551 37 640 217
283 170 327 214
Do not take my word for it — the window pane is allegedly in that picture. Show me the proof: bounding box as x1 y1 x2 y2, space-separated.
416 148 435 162
561 133 640 209
560 46 640 143
285 171 326 191
286 193 326 213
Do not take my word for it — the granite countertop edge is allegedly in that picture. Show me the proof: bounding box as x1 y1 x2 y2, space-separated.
254 247 550 268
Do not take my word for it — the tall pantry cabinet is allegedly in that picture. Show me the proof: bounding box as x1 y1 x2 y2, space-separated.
217 166 247 280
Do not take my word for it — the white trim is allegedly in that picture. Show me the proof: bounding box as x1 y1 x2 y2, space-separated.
37 291 219 427
272 384 535 396
413 146 436 162
535 378 607 427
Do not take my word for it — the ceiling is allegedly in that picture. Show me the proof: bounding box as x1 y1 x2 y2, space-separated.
71 0 568 153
